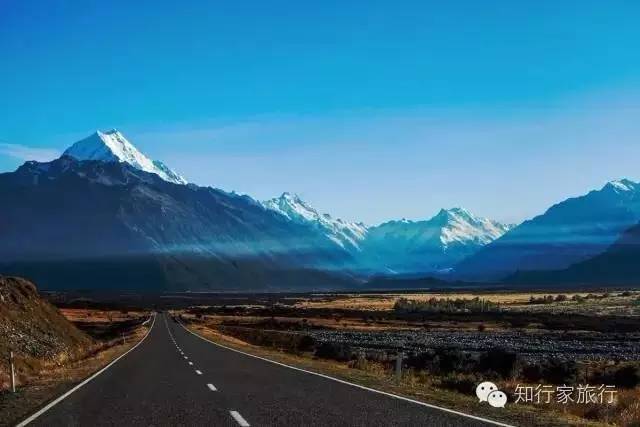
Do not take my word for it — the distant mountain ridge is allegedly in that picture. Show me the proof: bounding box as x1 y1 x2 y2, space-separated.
261 195 513 274
2 128 637 290
360 208 513 274
455 178 640 281
263 192 368 253
508 219 640 285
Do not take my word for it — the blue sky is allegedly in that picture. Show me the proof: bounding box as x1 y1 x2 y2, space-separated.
2 1 640 224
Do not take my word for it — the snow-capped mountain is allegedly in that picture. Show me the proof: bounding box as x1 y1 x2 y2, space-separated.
0 154 353 291
63 130 187 185
456 178 640 280
262 194 511 274
9 127 640 289
360 208 513 274
263 193 368 252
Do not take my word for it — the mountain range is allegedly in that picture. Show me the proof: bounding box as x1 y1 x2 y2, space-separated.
261 192 513 275
0 129 638 290
455 179 640 281
0 131 357 291
357 208 513 275
508 219 640 285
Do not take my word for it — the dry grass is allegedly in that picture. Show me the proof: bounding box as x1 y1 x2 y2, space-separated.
292 292 602 311
186 311 501 333
498 378 640 427
60 308 147 323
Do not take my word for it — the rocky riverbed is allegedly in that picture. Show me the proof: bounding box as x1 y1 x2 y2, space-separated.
305 329 640 362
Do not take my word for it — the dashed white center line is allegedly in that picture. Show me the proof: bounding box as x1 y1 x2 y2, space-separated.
195 370 202 375
188 361 194 366
230 411 250 426
207 383 217 391
184 356 188 359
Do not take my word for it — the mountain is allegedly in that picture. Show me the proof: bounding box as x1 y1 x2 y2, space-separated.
64 129 187 185
261 196 510 274
508 220 640 285
359 208 513 274
263 193 368 253
0 132 355 291
455 179 640 281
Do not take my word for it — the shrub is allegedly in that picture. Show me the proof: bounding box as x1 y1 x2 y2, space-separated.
439 374 480 394
614 365 640 388
315 342 353 361
297 335 315 352
405 351 435 371
479 348 522 379
528 295 555 304
590 364 640 389
432 348 476 375
522 358 578 384
521 363 544 382
394 297 500 314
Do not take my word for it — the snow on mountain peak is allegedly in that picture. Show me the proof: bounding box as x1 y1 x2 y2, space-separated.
372 208 512 248
63 130 187 185
436 208 513 246
604 179 638 193
263 193 368 251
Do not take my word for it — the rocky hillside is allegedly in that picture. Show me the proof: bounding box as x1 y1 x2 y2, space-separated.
0 276 91 388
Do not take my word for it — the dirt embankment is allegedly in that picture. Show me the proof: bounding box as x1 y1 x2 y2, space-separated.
0 276 152 426
0 276 93 388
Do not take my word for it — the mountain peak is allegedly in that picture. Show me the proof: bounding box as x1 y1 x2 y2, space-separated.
63 130 187 185
437 207 472 219
280 192 304 203
263 193 368 251
264 193 319 222
604 178 638 193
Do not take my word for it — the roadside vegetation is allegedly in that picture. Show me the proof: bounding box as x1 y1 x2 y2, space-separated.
394 296 501 313
178 288 640 426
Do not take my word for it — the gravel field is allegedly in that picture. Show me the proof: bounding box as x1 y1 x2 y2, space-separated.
305 329 640 362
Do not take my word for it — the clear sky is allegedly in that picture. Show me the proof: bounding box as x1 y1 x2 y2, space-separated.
2 0 640 224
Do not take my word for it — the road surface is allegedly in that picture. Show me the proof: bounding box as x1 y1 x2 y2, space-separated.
22 313 509 426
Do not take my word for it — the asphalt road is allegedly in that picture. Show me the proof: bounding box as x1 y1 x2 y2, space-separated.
23 313 508 427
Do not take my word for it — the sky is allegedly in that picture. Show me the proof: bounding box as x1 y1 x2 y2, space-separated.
2 0 640 224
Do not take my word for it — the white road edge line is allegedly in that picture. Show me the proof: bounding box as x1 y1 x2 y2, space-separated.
195 370 202 375
179 320 513 427
17 313 157 427
207 383 217 391
230 410 250 427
